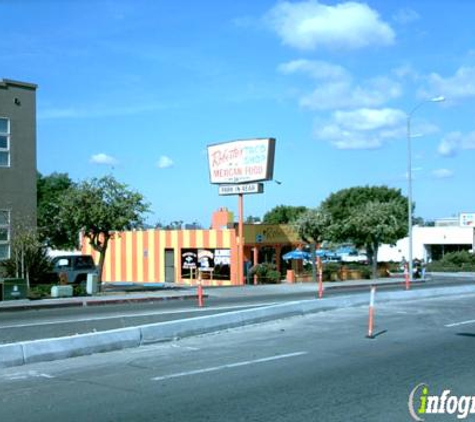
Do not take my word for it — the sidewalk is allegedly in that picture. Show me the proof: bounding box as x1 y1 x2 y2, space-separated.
0 277 410 312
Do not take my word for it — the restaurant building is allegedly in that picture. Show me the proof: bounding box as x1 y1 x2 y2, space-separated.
81 208 302 286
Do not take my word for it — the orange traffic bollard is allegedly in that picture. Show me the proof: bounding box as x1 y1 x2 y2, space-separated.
318 268 323 299
366 286 376 339
197 283 204 308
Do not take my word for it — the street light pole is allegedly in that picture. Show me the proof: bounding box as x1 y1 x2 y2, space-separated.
406 96 445 287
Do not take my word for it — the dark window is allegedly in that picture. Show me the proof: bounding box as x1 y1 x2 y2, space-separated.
0 117 10 167
74 256 95 268
0 210 10 260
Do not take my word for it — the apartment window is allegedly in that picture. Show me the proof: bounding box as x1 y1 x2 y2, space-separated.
0 210 10 260
0 117 10 167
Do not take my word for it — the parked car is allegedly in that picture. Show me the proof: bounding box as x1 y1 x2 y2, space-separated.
51 254 98 285
340 251 368 264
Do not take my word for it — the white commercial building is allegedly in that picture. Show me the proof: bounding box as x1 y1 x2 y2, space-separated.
378 214 475 263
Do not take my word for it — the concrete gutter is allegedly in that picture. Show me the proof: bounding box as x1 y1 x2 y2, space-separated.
1 284 473 369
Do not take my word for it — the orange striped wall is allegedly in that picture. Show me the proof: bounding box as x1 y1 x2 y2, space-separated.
82 229 238 286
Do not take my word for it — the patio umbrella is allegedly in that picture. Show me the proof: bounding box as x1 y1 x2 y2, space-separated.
282 250 311 260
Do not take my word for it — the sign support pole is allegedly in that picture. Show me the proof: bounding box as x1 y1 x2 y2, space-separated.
404 262 410 290
253 247 258 285
238 193 244 285
318 256 323 299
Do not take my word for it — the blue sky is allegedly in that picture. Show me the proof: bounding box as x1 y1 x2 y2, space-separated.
2 0 475 227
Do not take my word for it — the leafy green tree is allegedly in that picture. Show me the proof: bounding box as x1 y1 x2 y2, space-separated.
37 172 75 249
263 205 308 224
294 208 331 244
1 217 52 288
165 220 183 230
413 216 435 227
340 200 407 278
246 215 261 224
321 186 407 224
58 175 150 285
321 186 408 278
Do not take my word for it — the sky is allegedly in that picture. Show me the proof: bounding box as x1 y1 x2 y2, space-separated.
1 0 475 227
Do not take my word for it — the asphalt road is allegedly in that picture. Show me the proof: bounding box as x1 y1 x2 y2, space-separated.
1 292 475 421
0 275 472 344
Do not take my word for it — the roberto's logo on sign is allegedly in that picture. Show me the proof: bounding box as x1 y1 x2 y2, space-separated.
207 138 275 184
408 383 475 420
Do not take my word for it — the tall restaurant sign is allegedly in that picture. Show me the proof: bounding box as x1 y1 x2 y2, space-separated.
207 138 276 185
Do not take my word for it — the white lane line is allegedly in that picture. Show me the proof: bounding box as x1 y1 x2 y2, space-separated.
1 371 55 381
0 303 278 330
152 351 308 382
445 319 475 328
171 344 200 351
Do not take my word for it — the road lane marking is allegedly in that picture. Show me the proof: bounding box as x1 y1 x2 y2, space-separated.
1 371 55 381
0 303 278 330
445 319 475 328
151 351 308 382
171 344 200 351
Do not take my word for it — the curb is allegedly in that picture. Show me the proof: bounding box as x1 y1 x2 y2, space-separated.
1 284 473 369
0 294 201 312
324 279 424 291
0 278 413 312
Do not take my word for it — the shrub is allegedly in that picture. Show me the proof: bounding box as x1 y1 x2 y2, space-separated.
322 262 342 281
441 251 475 266
426 251 475 272
249 263 281 284
339 264 371 280
266 269 282 284
27 284 53 300
73 284 87 296
1 245 53 285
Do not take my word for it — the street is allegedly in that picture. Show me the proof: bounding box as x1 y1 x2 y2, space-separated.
1 292 475 421
0 275 471 344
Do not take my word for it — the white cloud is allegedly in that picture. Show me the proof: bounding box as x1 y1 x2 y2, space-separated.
437 134 458 157
314 107 405 150
299 76 402 110
333 108 405 131
157 155 174 169
90 153 118 166
422 66 475 100
266 0 395 51
393 8 419 25
392 64 419 81
277 58 402 110
438 131 475 157
432 168 454 179
316 124 383 150
409 121 441 139
278 59 350 81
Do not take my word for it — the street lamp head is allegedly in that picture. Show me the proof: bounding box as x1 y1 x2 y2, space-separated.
431 96 445 103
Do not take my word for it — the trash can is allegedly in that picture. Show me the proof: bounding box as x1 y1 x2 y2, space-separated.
2 278 27 300
286 270 295 283
86 273 99 295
